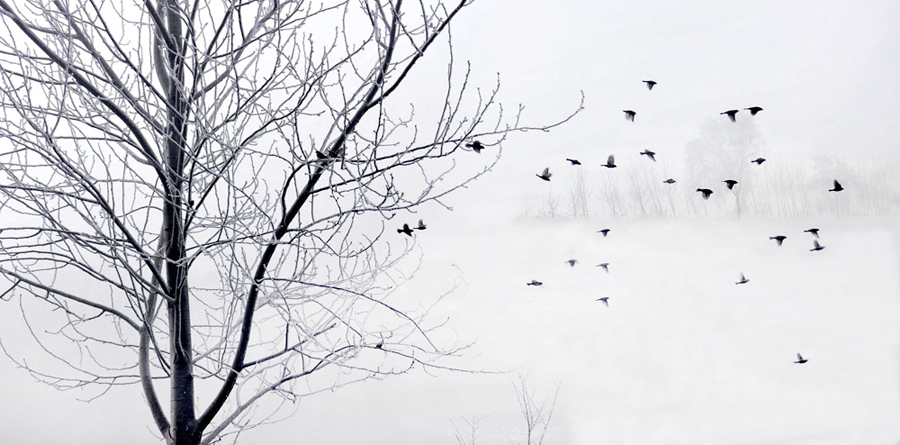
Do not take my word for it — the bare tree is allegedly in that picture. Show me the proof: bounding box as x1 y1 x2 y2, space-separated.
513 374 560 445
0 1 579 444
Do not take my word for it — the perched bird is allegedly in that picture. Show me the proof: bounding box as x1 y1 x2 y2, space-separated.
566 158 582 166
804 228 820 238
696 188 713 199
751 158 766 165
526 280 543 286
769 235 787 246
640 150 656 162
736 273 749 285
465 140 485 153
721 109 739 122
566 259 578 267
315 149 329 160
398 224 414 236
663 178 676 184
415 219 427 230
536 167 552 181
375 341 384 350
829 180 843 192
723 179 738 190
643 80 657 90
623 110 636 121
794 353 808 364
745 106 763 115
596 297 610 307
598 229 610 237
602 155 617 168
596 263 609 272
810 240 825 251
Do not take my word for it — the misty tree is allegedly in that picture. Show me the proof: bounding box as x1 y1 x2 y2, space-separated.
0 1 578 444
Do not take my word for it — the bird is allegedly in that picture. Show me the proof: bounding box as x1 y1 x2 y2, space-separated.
623 110 636 121
526 280 543 286
810 240 825 251
804 228 820 238
663 178 676 184
465 140 485 153
566 259 578 267
536 167 552 181
596 297 610 307
769 235 787 246
566 158 582 166
602 155 617 168
596 263 609 272
315 149 329 160
375 341 384 349
415 219 427 230
643 80 657 90
794 353 808 364
398 224 414 236
829 180 843 192
721 109 739 122
696 188 713 199
751 158 766 165
639 150 656 162
736 273 749 285
597 229 610 237
723 179 738 190
745 106 763 115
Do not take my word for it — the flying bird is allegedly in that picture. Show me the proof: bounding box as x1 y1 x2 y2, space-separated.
643 80 657 90
751 158 766 165
623 110 636 121
598 229 610 237
465 140 485 153
804 228 820 238
663 178 676 184
596 297 610 307
794 353 808 364
721 109 739 122
596 263 609 272
566 259 578 267
602 155 617 168
769 235 787 246
829 180 843 192
526 280 543 286
415 219 427 230
536 167 552 181
398 224 414 236
736 273 749 285
723 180 738 190
696 188 713 199
745 106 763 115
810 240 825 251
566 158 582 165
639 150 656 161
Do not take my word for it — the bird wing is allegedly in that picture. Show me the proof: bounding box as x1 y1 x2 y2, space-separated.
834 180 841 188
796 353 804 360
542 167 550 176
607 154 615 165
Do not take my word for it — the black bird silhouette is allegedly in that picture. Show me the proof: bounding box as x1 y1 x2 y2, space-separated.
602 155 617 168
465 140 485 153
643 80 657 90
315 149 329 160
723 179 738 190
398 224 414 236
745 106 763 115
527 280 543 286
375 341 384 349
736 273 749 285
536 167 552 181
566 259 578 267
623 110 636 121
829 180 843 192
804 228 820 238
566 158 582 166
751 158 766 165
697 188 713 199
721 110 739 122
794 353 808 364
640 150 656 161
663 178 676 184
810 240 825 251
415 219 427 230
596 263 609 272
598 229 610 237
596 297 610 307
769 235 787 246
